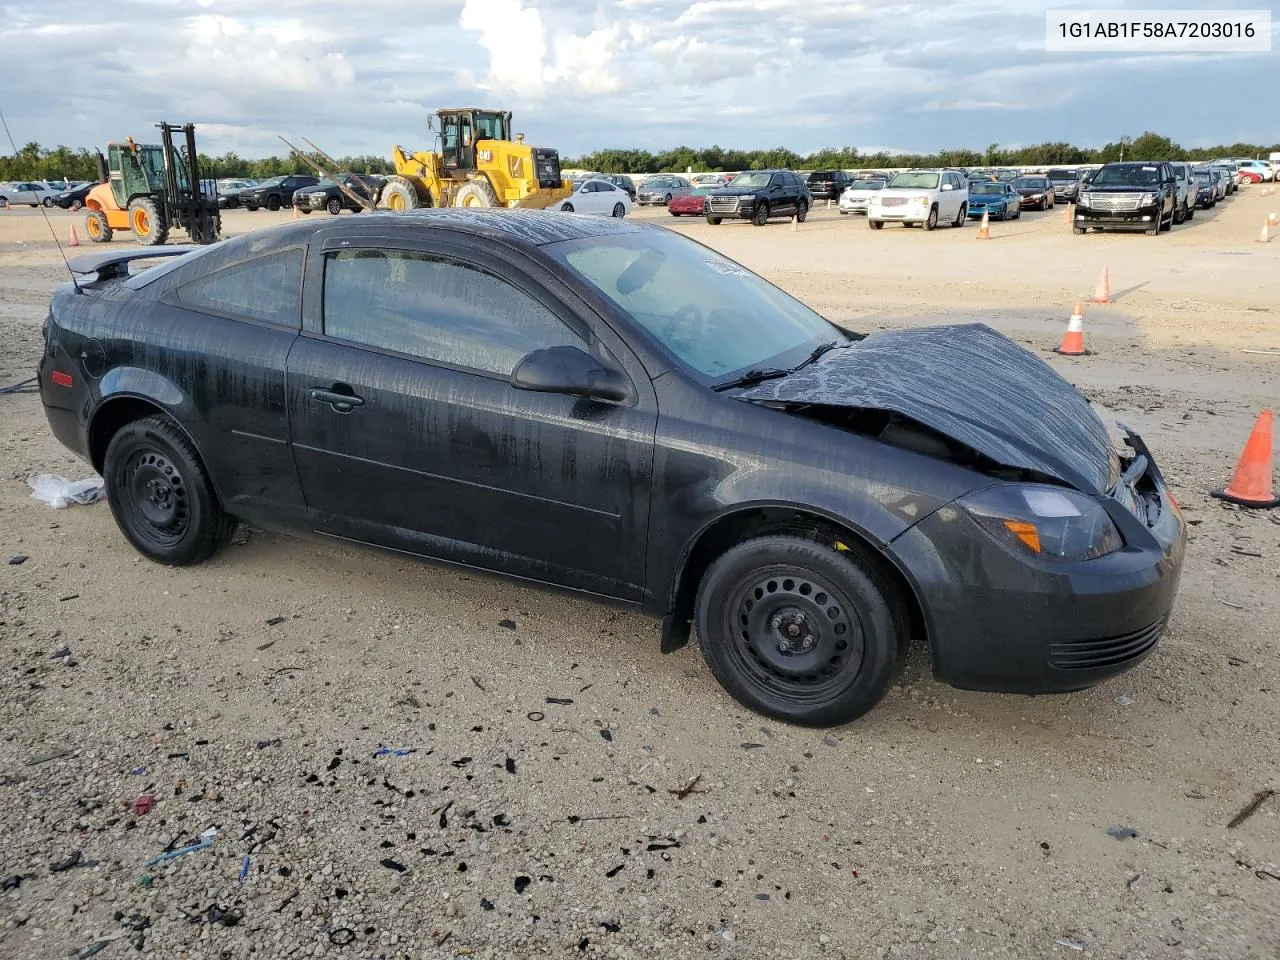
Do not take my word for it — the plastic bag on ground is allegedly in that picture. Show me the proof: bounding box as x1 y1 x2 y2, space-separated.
28 474 106 509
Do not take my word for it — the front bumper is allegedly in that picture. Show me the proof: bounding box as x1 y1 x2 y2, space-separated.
889 440 1185 694
868 200 932 221
1018 194 1048 206
705 198 759 220
967 203 1007 218
1075 203 1162 228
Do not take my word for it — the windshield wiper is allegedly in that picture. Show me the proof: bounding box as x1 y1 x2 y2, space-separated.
790 339 849 372
711 367 790 392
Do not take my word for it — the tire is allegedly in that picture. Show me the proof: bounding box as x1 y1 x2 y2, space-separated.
0 198 7 209
1160 204 1173 232
380 178 420 211
245 204 259 212
706 215 722 225
1072 225 1086 235
299 208 311 215
612 203 626 218
84 210 112 243
1145 221 1159 237
267 196 281 212
752 202 770 226
952 202 966 227
326 198 342 215
454 179 499 208
922 205 938 231
869 219 884 230
694 535 906 726
664 194 672 206
102 416 234 566
128 197 168 246
1186 207 1194 221
1173 203 1185 225
42 196 54 207
70 199 83 211
561 202 574 213
796 200 808 223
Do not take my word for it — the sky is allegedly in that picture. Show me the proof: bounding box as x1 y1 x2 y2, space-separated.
0 0 1275 160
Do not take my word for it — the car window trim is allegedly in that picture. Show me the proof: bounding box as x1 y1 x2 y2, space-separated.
312 236 593 379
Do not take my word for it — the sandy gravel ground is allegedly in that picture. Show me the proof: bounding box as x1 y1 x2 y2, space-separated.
0 192 1277 960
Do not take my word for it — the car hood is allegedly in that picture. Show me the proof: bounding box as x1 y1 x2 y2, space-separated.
968 193 1007 202
732 323 1115 494
875 189 937 200
1084 184 1160 193
1015 186 1047 195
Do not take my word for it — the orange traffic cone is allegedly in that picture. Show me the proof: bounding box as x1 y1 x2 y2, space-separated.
67 223 80 247
1053 303 1090 356
976 209 990 239
1257 222 1271 243
1268 211 1277 228
292 204 301 220
1063 202 1073 224
1091 265 1110 303
1211 410 1279 508
790 214 797 232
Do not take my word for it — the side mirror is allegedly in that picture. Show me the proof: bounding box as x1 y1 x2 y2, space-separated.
511 345 632 404
941 183 954 191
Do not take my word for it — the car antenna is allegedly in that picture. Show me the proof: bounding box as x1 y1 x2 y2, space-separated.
0 108 82 294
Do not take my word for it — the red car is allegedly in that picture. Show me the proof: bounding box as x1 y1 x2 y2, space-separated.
668 187 714 216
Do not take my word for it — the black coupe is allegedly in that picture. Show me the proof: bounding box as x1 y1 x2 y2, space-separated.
37 211 1186 726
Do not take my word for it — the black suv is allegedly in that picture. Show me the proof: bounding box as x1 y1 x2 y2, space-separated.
705 170 811 226
1074 162 1178 236
805 169 850 201
600 175 636 200
292 174 383 215
241 174 320 212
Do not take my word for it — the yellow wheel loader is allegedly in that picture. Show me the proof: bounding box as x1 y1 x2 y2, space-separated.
379 108 571 211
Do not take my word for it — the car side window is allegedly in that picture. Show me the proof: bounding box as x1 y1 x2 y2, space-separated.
322 249 585 377
174 249 303 327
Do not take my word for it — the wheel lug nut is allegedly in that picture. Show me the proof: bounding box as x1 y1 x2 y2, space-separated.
770 617 782 629
777 642 789 653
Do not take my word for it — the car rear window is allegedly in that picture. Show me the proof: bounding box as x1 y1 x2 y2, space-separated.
173 249 303 326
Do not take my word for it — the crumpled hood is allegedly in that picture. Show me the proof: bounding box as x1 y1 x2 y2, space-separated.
732 323 1116 494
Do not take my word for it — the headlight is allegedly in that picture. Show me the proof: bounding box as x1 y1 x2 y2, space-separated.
1080 192 1093 205
916 196 930 205
1140 193 1156 205
959 484 1123 561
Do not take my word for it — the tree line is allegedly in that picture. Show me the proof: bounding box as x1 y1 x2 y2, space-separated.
3 131 1277 182
0 141 393 182
563 132 1279 173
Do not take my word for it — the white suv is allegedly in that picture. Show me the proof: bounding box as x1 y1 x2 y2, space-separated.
867 170 969 230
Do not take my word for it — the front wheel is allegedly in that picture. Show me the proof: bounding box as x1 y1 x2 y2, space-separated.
1072 225 1086 235
326 198 342 215
796 200 808 223
267 196 282 212
70 200 83 211
706 215 722 225
752 202 770 226
128 197 168 246
102 416 234 566
695 535 905 727
922 205 939 231
42 197 54 207
664 194 672 206
245 204 259 211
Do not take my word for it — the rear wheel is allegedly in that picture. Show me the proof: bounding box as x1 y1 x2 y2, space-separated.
128 197 168 246
612 203 626 218
103 416 234 566
695 535 906 726
869 219 884 230
952 202 967 227
753 202 770 226
922 205 939 231
267 196 281 212
85 210 112 243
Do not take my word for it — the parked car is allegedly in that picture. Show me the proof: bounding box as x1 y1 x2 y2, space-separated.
0 181 56 207
1196 166 1229 201
1011 176 1055 211
1234 160 1271 183
967 181 1022 220
1208 163 1238 194
705 170 811 226
837 177 887 215
599 174 636 200
1191 170 1217 209
690 173 730 188
291 175 383 215
240 174 320 211
37 210 1186 726
867 170 969 230
558 178 631 218
636 175 692 206
1045 168 1082 202
51 181 102 211
1074 162 1178 236
1167 163 1196 222
668 186 714 217
806 170 851 202
217 179 257 209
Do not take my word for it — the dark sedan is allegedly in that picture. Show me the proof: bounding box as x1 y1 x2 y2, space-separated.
38 211 1185 727
51 182 101 210
1011 175 1055 210
240 174 320 211
292 174 382 215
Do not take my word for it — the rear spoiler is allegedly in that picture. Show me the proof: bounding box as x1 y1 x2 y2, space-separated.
67 247 200 282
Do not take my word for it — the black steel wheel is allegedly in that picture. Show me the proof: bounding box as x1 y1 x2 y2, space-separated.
103 416 233 566
695 536 904 726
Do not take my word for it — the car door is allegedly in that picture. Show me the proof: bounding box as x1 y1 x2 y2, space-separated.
285 230 659 600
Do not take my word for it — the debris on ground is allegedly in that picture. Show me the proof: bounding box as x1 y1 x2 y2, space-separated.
1106 826 1139 840
27 474 105 508
1227 789 1275 829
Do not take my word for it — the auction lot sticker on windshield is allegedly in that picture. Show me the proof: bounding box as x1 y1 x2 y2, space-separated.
1046 9 1270 51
